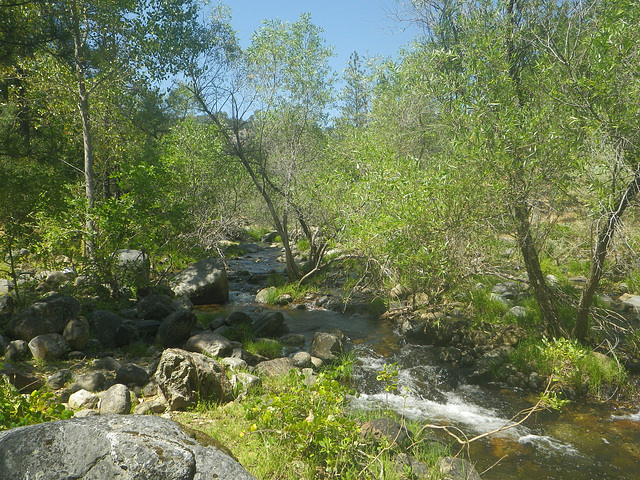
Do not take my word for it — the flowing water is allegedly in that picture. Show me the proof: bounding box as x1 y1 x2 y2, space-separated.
223 246 640 479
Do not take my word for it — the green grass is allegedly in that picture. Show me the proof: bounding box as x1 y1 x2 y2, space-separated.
174 358 449 480
243 339 284 359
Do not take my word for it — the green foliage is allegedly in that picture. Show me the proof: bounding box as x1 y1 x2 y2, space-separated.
243 339 284 360
469 289 509 326
510 337 627 400
245 369 361 477
0 377 72 430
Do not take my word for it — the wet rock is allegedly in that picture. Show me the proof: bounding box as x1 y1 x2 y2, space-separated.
310 331 343 362
9 294 81 341
68 389 99 410
437 456 481 480
88 310 123 348
469 346 514 383
255 357 296 377
115 363 149 387
170 257 229 305
0 415 258 479
155 348 233 410
360 418 408 446
63 316 90 350
252 310 287 338
186 331 233 358
156 310 197 348
99 383 131 414
28 333 68 361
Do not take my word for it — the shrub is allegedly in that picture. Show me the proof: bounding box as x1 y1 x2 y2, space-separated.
0 376 72 430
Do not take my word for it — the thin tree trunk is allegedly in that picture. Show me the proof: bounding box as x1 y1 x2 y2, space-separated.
71 2 96 260
574 169 640 341
514 203 565 337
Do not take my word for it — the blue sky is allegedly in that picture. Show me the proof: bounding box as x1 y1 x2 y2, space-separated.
222 0 419 74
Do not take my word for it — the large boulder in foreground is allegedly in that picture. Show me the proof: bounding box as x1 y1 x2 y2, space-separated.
0 414 257 480
9 294 80 341
170 257 229 305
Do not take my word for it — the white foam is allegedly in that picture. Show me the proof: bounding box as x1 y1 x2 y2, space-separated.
518 434 580 455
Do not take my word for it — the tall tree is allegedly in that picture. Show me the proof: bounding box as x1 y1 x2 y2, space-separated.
340 51 371 128
187 11 335 280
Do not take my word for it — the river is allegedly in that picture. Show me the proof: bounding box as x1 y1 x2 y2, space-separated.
224 245 640 479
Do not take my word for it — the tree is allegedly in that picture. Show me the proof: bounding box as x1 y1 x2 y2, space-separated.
532 0 640 341
339 52 371 129
187 11 335 280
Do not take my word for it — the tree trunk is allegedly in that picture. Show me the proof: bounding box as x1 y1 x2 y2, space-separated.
513 203 565 337
574 169 640 341
71 3 96 260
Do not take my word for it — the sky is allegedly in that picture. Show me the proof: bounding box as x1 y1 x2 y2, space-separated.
221 0 420 75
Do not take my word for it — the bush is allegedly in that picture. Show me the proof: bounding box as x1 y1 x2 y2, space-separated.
0 376 72 430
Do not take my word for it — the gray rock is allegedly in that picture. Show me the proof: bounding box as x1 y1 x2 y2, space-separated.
279 333 305 348
231 347 262 367
133 398 167 415
437 456 482 480
68 389 99 410
360 418 408 446
274 293 292 306
156 310 197 348
73 408 100 418
155 348 233 410
252 310 287 338
469 346 514 383
255 286 276 304
310 331 343 362
292 351 313 368
88 310 123 348
115 363 150 387
227 310 253 326
170 257 229 305
135 319 162 337
136 294 174 320
254 357 295 377
99 383 131 414
9 294 80 341
47 370 71 390
72 372 106 392
0 294 15 321
94 356 122 372
507 306 527 318
28 333 68 361
0 415 257 479
220 357 248 371
396 453 430 478
5 339 29 362
231 372 261 392
63 316 90 350
0 279 13 295
186 331 233 358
